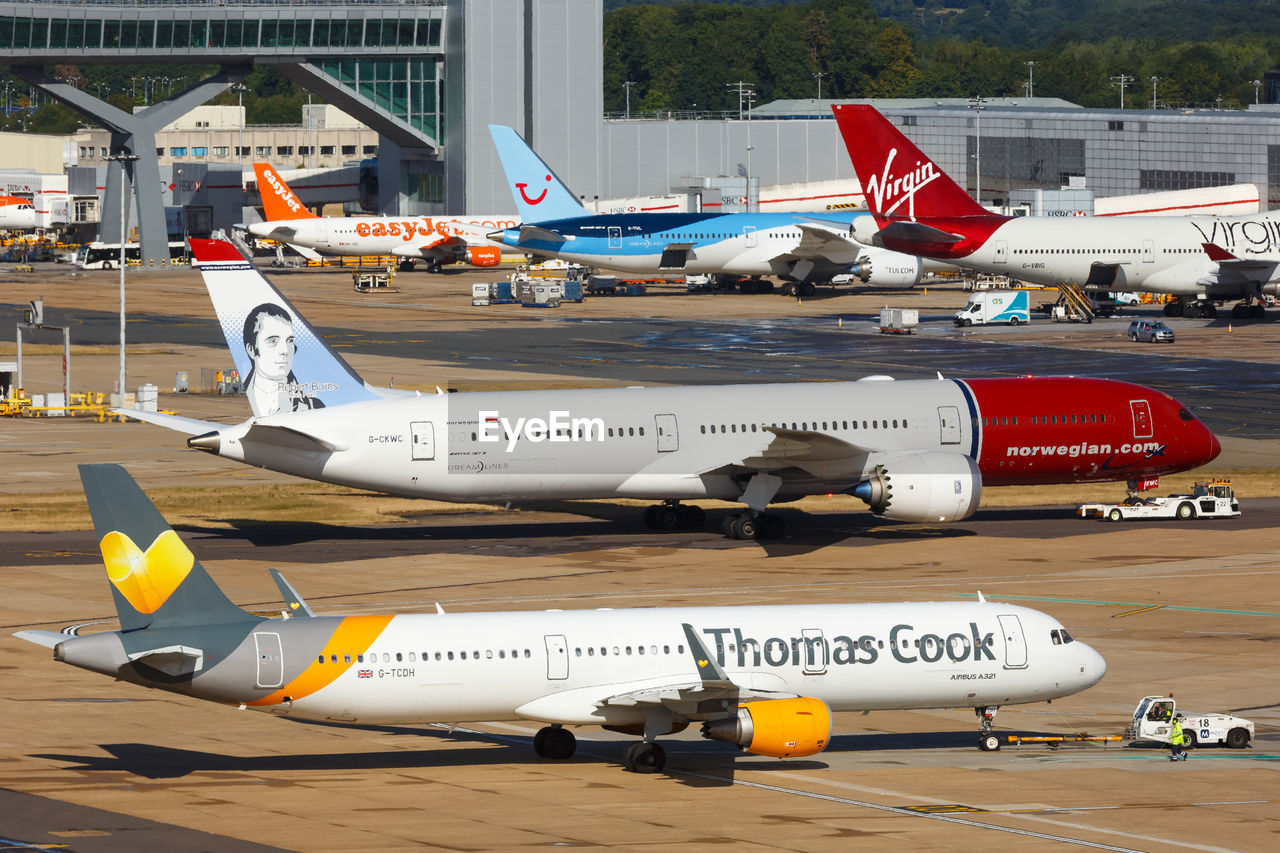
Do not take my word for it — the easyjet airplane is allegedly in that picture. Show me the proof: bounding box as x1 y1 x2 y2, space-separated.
245 163 513 272
15 464 1107 772
833 104 1279 320
0 194 37 230
118 238 1220 539
483 125 936 294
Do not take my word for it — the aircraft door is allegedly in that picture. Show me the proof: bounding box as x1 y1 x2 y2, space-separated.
544 634 569 680
937 405 962 445
744 226 757 248
1130 400 1153 439
655 413 678 452
410 421 436 460
997 615 1028 669
608 227 622 249
255 632 283 688
993 240 1008 263
1143 239 1154 263
801 628 828 675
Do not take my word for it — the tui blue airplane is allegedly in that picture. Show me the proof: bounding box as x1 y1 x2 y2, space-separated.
483 125 935 295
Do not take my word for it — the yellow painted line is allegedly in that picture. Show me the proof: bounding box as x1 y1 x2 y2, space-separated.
1111 604 1166 619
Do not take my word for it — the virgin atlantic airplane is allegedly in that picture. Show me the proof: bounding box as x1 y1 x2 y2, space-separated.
119 239 1221 539
834 104 1277 319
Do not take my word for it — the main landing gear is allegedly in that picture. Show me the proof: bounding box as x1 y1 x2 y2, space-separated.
1163 297 1217 318
721 511 787 540
623 740 666 773
976 706 1002 751
1230 299 1268 319
533 724 576 760
642 500 706 531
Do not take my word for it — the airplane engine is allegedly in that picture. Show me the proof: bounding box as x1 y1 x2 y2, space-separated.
850 216 882 246
856 249 924 288
701 697 831 758
851 451 982 522
465 246 502 267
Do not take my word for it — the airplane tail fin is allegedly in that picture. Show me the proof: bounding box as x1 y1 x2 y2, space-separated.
254 163 319 222
488 125 589 222
80 464 252 631
832 105 989 220
189 239 382 417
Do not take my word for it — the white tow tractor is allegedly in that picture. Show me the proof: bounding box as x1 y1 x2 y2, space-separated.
1124 696 1253 749
1078 480 1240 522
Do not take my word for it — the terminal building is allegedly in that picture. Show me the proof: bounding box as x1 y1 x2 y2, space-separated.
1 0 1278 264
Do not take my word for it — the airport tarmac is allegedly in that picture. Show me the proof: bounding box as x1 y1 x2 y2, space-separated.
2 261 1278 851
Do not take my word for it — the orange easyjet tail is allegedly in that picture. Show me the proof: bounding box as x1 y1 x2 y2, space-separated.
832 105 988 222
254 163 319 221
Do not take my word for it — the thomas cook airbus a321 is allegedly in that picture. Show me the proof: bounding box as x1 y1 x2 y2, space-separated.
118 238 1220 539
15 464 1107 771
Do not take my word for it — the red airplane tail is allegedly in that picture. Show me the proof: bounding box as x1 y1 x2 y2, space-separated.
832 105 989 221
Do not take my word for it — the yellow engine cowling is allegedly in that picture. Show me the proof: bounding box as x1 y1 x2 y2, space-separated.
701 697 831 758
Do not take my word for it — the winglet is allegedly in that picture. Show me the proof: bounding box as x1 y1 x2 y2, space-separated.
682 623 732 684
254 163 319 222
1201 242 1238 262
268 569 315 618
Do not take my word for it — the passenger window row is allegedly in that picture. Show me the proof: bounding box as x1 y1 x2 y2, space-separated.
699 418 914 435
575 643 684 657
318 648 535 665
982 413 1109 427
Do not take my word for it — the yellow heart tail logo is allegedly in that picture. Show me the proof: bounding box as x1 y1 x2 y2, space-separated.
100 529 194 614
698 659 708 667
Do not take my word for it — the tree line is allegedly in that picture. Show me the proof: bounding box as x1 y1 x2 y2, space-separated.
604 0 1280 113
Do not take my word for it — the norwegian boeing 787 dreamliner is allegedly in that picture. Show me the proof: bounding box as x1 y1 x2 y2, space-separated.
15 465 1107 772
834 104 1279 319
120 239 1220 539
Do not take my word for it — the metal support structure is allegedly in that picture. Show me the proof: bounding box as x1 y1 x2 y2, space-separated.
968 96 988 204
107 153 138 402
1111 74 1133 110
11 65 247 268
16 298 71 404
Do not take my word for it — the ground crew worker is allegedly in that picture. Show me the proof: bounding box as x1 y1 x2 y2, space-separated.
1169 713 1188 761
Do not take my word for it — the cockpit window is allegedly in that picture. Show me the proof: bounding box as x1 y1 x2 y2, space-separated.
1050 628 1075 645
1060 628 1074 643
1050 629 1061 645
1178 408 1194 421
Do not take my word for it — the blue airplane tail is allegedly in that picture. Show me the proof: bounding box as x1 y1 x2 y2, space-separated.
489 125 588 222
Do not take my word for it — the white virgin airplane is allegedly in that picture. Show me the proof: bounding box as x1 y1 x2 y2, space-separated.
15 464 1108 772
120 238 1220 539
834 104 1279 319
245 163 514 272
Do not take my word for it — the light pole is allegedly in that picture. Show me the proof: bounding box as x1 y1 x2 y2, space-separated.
968 96 987 205
232 83 247 167
107 152 139 406
1150 76 1159 108
1025 61 1035 98
623 81 635 118
745 87 756 211
1111 74 1133 109
813 71 826 101
1252 79 1262 105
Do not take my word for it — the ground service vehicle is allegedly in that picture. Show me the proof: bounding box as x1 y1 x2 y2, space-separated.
1125 696 1253 748
1079 480 1240 521
1129 319 1175 343
954 290 1030 326
879 307 918 334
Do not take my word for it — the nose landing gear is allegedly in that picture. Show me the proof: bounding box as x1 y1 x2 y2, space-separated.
976 706 1002 751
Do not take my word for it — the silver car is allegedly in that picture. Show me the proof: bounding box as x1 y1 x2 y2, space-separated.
1128 320 1175 343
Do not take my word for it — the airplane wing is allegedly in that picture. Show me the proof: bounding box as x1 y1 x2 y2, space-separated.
1199 242 1280 286
390 234 462 258
786 220 860 259
697 427 870 481
241 423 348 453
13 629 67 648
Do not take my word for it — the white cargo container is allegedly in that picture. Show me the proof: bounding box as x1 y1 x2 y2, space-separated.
878 307 918 334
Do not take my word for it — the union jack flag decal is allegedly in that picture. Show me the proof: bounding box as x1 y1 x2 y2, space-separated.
358 669 373 679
